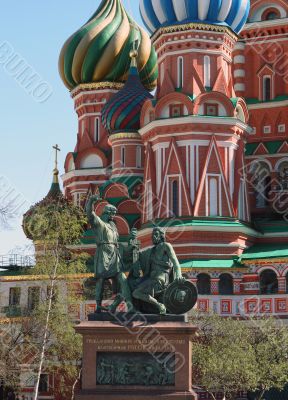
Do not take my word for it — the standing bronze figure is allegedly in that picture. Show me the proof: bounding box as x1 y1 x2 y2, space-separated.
86 195 134 312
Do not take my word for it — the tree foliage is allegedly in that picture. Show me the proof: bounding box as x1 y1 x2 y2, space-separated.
248 317 288 400
190 312 288 400
1 199 88 399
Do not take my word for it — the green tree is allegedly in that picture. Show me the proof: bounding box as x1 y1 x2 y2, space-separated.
22 194 88 400
191 312 258 400
248 317 288 400
190 312 288 400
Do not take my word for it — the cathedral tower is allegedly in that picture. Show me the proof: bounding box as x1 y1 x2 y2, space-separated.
138 0 252 265
58 0 158 208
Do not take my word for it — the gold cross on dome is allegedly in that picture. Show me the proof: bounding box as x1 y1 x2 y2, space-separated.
52 144 61 169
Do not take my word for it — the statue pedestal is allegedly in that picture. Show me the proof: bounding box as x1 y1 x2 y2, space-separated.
75 314 198 400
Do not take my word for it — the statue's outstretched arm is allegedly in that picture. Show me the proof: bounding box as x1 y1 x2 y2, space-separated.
86 195 102 228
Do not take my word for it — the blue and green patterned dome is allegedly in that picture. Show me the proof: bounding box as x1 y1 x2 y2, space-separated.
140 0 250 35
102 56 153 134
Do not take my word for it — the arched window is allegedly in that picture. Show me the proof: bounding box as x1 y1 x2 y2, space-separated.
262 8 280 21
219 274 233 295
94 117 100 142
204 55 211 87
277 160 288 190
177 57 184 89
121 146 125 167
263 76 271 101
80 154 103 169
266 11 279 20
260 270 278 294
197 274 211 295
251 162 271 208
172 180 179 216
136 146 142 168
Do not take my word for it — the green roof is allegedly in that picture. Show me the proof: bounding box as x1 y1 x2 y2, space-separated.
246 140 283 156
0 268 30 277
143 217 254 230
241 244 288 260
180 259 241 269
246 94 288 104
253 217 288 234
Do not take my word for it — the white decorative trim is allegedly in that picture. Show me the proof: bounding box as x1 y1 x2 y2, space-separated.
248 100 288 110
139 116 250 136
62 169 107 181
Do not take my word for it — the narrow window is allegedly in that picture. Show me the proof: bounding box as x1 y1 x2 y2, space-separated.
161 63 164 84
172 180 179 216
204 55 211 87
9 287 21 306
219 274 234 295
223 60 229 82
177 57 184 89
263 76 271 101
28 287 40 311
136 146 142 168
197 274 211 295
39 374 49 393
147 181 153 221
209 177 218 216
81 119 85 136
121 146 125 167
94 117 100 143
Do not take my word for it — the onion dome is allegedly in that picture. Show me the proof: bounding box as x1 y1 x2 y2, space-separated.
101 49 153 134
23 166 64 240
22 152 86 243
59 0 158 91
140 0 250 35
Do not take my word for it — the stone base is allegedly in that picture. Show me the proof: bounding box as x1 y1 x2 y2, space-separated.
88 312 187 323
75 315 198 400
76 389 196 399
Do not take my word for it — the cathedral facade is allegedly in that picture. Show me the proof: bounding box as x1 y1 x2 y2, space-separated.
58 0 288 319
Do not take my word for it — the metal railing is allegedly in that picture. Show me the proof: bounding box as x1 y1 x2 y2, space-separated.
0 254 34 268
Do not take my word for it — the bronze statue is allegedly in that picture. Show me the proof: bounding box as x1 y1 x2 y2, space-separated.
86 195 134 313
87 195 197 314
132 227 185 314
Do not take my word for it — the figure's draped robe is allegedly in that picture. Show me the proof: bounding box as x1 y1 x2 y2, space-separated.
93 218 121 279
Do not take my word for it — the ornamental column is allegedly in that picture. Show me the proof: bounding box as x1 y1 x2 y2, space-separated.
233 278 242 295
233 41 246 96
278 277 287 294
211 278 220 295
243 273 260 295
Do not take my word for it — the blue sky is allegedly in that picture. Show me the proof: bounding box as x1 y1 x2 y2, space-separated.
0 0 143 254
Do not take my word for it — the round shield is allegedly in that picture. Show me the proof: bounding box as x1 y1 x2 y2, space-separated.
164 280 198 315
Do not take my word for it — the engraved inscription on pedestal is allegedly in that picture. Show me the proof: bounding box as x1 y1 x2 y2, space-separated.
96 352 175 386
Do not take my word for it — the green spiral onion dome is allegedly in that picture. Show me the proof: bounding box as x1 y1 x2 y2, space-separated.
59 0 158 91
